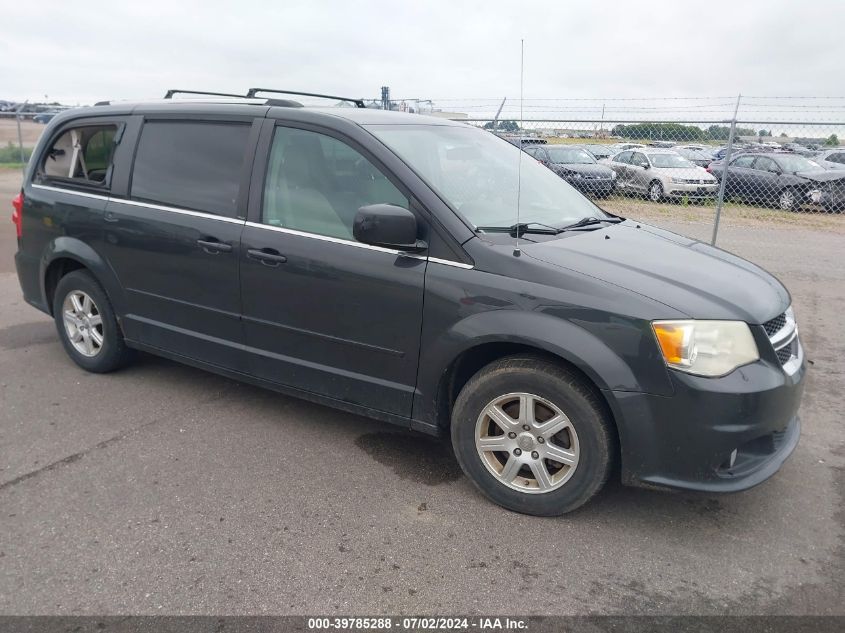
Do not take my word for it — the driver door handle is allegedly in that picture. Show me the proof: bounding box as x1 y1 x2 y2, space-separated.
247 248 287 266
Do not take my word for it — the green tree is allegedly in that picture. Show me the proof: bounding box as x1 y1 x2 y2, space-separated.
758 129 770 137
825 134 839 146
483 120 519 132
611 122 705 142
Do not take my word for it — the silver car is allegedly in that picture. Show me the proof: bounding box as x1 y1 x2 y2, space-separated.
810 148 845 170
602 148 718 202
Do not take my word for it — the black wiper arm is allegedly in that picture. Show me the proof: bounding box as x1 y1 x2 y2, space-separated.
560 216 623 231
476 222 562 237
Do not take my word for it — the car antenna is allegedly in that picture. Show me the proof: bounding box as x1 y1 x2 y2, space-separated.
514 38 525 257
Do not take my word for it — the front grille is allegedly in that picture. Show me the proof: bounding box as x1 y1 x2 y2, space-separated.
763 313 786 337
775 340 794 365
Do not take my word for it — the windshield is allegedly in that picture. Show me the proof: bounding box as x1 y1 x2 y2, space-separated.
546 147 596 164
366 124 607 229
650 153 695 169
776 155 820 172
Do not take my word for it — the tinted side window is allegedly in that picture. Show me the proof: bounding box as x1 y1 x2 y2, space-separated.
631 152 648 166
131 121 250 217
830 153 845 164
41 125 117 185
753 157 778 172
615 151 631 164
731 155 755 168
262 126 408 241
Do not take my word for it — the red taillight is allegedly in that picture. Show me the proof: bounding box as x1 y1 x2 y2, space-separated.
11 192 23 239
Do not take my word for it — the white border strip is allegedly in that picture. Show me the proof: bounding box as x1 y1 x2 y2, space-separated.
29 185 474 269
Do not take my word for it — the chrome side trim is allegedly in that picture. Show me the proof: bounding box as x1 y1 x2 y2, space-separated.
31 184 244 225
244 221 426 259
111 198 245 224
429 257 474 270
31 183 111 202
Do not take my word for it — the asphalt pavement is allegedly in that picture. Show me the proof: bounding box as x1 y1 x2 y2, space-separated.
0 171 842 614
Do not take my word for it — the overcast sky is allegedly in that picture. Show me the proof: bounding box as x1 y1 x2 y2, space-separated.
3 0 844 119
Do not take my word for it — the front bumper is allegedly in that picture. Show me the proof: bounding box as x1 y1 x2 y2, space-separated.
565 177 615 195
665 182 718 198
608 343 806 493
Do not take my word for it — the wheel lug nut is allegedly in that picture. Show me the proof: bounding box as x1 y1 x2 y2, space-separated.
508 432 517 439
537 436 545 444
531 451 539 459
513 448 522 456
522 424 530 431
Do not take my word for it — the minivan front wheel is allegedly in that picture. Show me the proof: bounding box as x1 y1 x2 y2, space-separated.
53 270 134 373
451 357 613 516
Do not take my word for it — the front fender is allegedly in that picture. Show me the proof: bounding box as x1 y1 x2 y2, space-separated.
413 308 673 428
40 237 127 316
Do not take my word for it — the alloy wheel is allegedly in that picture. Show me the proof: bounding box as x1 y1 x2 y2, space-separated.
649 182 662 202
779 189 795 210
474 392 580 494
62 290 104 357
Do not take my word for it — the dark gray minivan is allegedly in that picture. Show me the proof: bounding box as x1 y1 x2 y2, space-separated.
11 90 805 515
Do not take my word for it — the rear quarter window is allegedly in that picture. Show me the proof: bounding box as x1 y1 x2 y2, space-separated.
40 124 118 186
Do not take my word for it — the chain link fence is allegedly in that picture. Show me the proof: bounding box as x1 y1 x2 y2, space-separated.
2 96 844 245
420 96 845 243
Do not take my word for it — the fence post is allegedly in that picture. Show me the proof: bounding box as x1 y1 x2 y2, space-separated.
15 102 28 178
711 94 742 246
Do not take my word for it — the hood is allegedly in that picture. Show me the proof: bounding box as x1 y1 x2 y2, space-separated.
552 163 613 177
523 223 789 323
653 166 715 180
794 169 845 183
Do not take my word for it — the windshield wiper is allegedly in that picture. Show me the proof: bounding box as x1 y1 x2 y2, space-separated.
560 216 623 231
476 222 562 237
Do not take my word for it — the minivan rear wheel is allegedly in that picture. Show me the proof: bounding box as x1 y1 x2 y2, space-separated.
53 270 134 373
451 356 613 516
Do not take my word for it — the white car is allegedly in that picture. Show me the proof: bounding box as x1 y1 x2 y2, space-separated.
602 149 718 202
811 148 845 170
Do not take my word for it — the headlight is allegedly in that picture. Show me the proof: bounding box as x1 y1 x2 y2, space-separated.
652 320 759 377
610 171 617 179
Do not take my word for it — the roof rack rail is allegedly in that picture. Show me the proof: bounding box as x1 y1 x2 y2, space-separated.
164 89 249 99
246 88 365 108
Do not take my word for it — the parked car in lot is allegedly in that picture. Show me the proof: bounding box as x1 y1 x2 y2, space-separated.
11 90 805 516
579 144 615 160
810 148 845 170
523 145 616 197
708 152 845 211
610 142 645 152
781 143 815 156
603 149 718 201
33 112 60 124
673 147 713 167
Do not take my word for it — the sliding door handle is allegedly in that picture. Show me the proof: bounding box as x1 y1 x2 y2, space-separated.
197 239 233 253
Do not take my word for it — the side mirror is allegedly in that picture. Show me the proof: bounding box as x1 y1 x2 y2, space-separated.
353 204 426 252
641 162 650 169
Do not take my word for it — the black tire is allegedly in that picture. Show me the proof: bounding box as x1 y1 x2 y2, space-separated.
52 270 135 373
451 356 614 516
